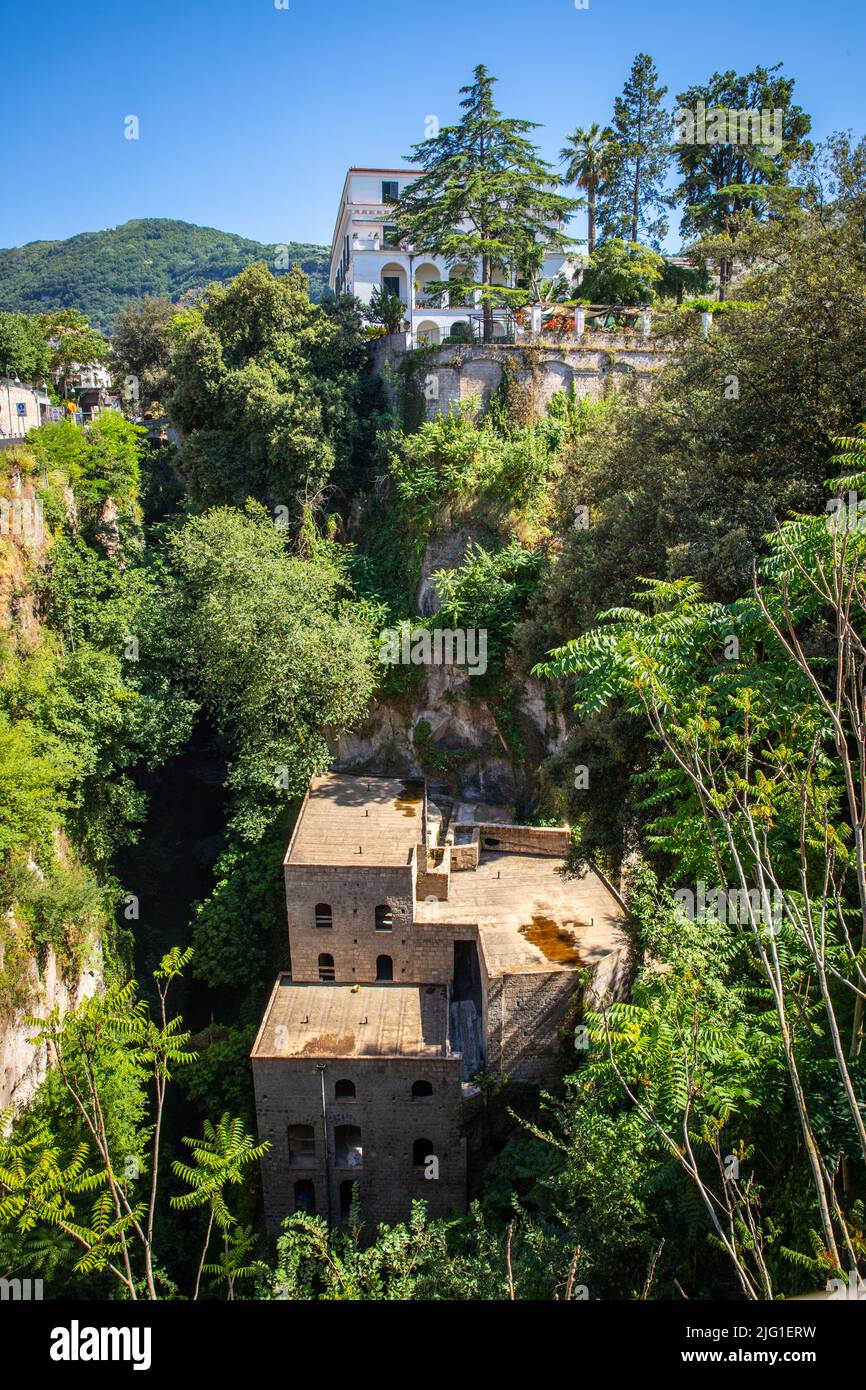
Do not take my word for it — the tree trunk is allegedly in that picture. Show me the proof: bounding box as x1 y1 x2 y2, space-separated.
482 253 493 343
588 194 596 256
718 258 730 301
631 155 641 244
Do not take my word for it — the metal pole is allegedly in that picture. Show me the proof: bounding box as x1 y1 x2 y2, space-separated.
317 1063 332 1225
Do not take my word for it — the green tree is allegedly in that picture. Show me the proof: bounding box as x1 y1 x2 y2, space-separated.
519 192 866 862
673 64 812 299
168 262 369 517
166 502 380 840
0 311 50 382
0 950 268 1300
171 1115 268 1300
36 309 109 398
112 296 176 412
534 442 866 1283
579 238 665 305
0 714 75 859
366 285 406 336
599 53 672 247
394 65 578 342
559 123 617 254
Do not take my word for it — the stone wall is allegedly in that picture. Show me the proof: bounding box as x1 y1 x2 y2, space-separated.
285 862 416 983
372 335 675 423
473 823 571 857
253 1053 466 1233
482 965 580 1084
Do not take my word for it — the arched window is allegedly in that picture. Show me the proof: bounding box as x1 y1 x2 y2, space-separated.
376 954 393 982
411 1079 433 1099
413 1138 434 1168
415 262 441 306
293 1179 315 1213
339 1179 356 1221
287 1124 315 1167
335 1125 363 1168
314 903 332 929
374 904 393 932
335 1078 356 1102
318 953 335 981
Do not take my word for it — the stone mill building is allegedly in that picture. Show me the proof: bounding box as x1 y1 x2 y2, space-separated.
252 773 629 1233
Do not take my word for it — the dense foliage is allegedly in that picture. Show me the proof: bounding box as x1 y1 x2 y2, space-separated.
0 219 328 333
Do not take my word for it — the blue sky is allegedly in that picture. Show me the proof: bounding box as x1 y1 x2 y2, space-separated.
2 0 865 253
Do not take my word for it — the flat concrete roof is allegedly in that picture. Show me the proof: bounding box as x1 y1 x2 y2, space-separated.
252 978 449 1060
285 774 425 869
415 851 627 976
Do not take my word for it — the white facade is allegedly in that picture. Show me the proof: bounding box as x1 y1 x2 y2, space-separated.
66 363 112 392
329 167 575 345
0 380 50 439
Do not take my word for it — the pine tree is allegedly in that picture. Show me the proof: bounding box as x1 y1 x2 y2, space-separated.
598 53 672 248
395 65 579 342
672 64 812 299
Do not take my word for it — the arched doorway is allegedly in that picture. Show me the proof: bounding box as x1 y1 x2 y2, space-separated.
415 263 441 307
380 262 408 303
415 321 441 346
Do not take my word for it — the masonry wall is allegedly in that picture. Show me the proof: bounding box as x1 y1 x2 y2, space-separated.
415 923 481 987
253 1054 466 1233
474 824 571 857
286 862 417 982
483 967 582 1084
370 337 675 421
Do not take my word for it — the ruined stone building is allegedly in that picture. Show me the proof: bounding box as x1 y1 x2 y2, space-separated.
252 773 629 1233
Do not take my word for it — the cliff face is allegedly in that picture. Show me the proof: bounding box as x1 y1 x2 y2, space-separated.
330 528 567 814
0 926 101 1111
0 460 105 1115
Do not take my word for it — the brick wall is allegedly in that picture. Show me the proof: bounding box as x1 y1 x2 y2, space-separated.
286 862 418 982
253 1054 466 1233
483 967 581 1084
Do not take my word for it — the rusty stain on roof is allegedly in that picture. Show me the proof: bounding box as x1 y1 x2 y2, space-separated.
519 915 585 967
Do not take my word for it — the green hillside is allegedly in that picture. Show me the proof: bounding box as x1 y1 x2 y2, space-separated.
0 218 329 333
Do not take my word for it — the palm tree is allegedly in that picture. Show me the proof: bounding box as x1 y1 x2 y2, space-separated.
560 123 616 255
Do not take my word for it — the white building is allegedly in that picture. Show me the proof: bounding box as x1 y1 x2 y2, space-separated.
65 363 112 393
0 379 50 439
329 167 576 345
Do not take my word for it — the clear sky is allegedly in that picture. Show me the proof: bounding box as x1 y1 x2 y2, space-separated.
2 0 865 253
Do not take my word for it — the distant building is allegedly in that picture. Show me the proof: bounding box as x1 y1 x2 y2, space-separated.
252 773 629 1233
59 362 114 419
329 167 576 345
0 379 50 440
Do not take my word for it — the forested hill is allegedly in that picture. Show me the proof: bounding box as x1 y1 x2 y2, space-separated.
0 218 329 332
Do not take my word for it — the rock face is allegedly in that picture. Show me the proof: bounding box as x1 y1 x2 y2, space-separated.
0 934 102 1112
416 527 481 617
0 474 104 1117
330 522 568 808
